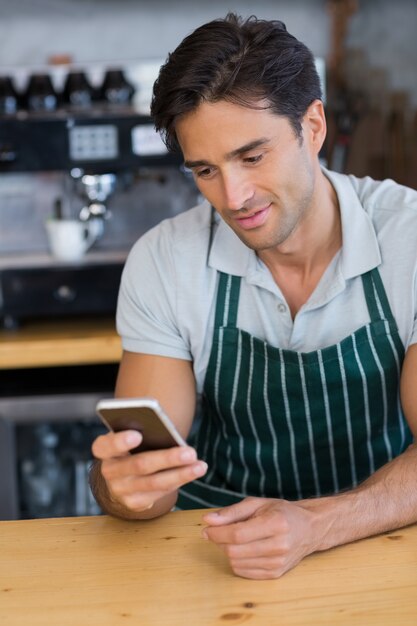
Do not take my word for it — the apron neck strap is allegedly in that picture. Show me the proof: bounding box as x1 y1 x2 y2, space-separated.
214 267 394 329
361 267 395 322
214 273 241 328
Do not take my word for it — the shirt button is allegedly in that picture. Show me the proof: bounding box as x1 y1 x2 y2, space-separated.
277 303 286 313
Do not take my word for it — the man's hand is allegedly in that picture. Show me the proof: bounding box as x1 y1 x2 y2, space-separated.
92 430 208 516
202 497 320 580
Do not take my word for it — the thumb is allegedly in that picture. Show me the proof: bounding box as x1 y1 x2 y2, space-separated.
202 497 264 526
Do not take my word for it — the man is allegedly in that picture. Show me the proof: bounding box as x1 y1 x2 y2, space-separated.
91 13 417 580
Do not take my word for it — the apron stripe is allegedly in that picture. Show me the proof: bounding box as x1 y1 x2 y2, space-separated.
214 328 224 415
352 332 375 475
397 395 406 450
202 328 227 481
181 490 217 508
383 320 406 449
201 273 236 474
202 326 224 470
366 325 393 461
178 479 248 509
384 321 401 372
317 349 340 492
263 343 283 496
362 272 380 320
225 329 246 485
279 349 302 499
373 272 406 449
368 269 407 457
337 343 358 487
371 278 385 320
371 267 397 320
245 336 266 494
222 274 232 327
297 352 321 496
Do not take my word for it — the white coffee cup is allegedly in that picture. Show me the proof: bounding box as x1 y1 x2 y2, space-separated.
45 219 97 261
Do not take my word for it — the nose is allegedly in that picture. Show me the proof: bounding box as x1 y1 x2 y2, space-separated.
221 169 254 211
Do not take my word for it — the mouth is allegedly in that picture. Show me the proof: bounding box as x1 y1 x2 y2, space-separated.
234 205 271 230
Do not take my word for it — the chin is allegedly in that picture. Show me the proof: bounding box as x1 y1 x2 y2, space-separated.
235 232 278 252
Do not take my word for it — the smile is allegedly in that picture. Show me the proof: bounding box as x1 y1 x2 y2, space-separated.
234 205 271 230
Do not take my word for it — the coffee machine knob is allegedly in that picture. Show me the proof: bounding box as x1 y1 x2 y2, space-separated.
0 143 17 162
54 285 77 302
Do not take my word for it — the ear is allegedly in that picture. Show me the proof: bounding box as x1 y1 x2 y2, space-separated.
302 99 327 154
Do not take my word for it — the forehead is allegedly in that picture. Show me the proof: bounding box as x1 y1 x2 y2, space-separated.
175 100 292 158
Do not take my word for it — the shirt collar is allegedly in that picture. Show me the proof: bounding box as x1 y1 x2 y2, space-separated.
208 209 254 276
322 168 381 279
208 168 381 279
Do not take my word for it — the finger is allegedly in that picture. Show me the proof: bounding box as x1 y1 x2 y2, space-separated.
92 430 142 460
109 461 208 513
229 555 286 571
202 497 266 526
230 554 299 580
221 536 285 559
203 513 275 545
109 460 208 497
231 566 286 581
122 490 166 512
101 445 199 481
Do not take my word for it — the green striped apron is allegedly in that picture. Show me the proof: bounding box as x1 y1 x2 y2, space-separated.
177 268 412 509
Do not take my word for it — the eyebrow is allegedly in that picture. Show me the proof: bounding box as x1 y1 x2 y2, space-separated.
183 137 271 169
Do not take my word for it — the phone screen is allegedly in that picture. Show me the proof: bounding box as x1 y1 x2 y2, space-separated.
97 399 186 453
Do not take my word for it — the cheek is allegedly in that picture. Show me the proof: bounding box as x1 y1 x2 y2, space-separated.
279 150 314 192
195 179 223 208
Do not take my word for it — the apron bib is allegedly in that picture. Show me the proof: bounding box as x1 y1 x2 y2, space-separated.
178 268 412 509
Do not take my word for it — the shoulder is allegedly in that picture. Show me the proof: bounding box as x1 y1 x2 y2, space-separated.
127 200 212 265
327 169 417 235
122 200 213 292
141 200 212 249
346 174 417 214
347 175 417 246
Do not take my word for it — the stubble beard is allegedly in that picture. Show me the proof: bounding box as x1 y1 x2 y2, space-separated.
230 206 304 253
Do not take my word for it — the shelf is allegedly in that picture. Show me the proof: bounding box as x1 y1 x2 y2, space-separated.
0 317 122 369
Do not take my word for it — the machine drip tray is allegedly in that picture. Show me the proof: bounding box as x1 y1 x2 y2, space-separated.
0 261 124 328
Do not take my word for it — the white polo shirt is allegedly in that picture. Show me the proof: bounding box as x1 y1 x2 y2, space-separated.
117 169 417 393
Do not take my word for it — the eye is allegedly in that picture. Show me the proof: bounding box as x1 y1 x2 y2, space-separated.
243 154 263 164
195 166 215 179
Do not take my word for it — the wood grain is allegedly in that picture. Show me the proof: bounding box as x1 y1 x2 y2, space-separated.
1 510 416 626
0 318 122 368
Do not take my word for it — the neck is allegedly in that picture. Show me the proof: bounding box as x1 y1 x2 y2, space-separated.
258 172 341 278
258 173 341 318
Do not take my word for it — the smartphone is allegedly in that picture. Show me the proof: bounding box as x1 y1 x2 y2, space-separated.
96 397 187 453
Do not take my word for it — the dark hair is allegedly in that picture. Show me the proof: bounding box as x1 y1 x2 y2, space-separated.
151 13 322 152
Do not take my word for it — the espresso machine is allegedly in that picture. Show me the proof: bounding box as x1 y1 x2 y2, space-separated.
0 63 197 329
0 63 199 520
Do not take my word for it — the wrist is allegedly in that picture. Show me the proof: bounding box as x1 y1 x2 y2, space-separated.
89 459 176 520
299 491 363 552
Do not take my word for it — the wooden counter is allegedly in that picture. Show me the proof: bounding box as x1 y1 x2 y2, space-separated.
1 509 417 626
0 317 122 369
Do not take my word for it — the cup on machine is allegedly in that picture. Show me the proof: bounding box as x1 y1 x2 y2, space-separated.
45 219 98 261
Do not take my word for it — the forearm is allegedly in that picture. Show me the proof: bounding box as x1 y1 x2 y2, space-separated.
302 442 417 552
89 459 178 521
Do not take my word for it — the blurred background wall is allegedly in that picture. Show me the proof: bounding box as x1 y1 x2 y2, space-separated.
0 0 416 185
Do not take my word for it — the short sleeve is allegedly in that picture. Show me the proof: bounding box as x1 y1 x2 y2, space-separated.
116 223 192 361
409 268 417 347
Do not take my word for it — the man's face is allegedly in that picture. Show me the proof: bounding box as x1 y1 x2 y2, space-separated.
175 99 326 253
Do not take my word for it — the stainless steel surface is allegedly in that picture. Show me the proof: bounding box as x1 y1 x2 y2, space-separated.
0 391 109 520
78 173 118 202
0 392 108 424
75 172 117 232
0 249 128 270
0 168 198 257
